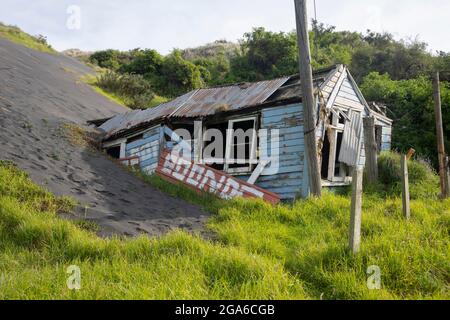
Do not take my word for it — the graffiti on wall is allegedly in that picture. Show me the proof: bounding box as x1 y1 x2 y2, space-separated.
156 150 280 205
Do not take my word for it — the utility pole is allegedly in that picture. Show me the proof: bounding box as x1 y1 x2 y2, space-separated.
294 0 322 197
433 72 449 198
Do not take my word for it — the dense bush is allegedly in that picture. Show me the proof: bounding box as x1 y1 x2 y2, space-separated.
367 152 440 199
96 71 155 109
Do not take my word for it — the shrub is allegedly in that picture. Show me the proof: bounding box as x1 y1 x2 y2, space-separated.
96 71 155 109
370 151 440 199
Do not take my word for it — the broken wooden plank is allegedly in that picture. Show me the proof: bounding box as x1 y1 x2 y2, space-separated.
349 167 363 254
156 150 281 205
401 155 411 220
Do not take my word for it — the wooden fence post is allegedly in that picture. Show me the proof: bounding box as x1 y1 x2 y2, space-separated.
401 155 411 220
363 117 378 184
446 156 450 197
406 148 416 161
349 167 363 254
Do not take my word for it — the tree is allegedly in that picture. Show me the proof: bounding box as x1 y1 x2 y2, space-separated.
119 49 164 75
89 50 122 70
361 72 450 167
158 50 205 96
230 27 298 81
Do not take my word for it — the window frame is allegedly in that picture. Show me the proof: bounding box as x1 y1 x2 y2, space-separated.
224 116 258 174
326 108 353 182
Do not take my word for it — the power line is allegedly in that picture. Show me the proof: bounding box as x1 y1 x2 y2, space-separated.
313 0 319 64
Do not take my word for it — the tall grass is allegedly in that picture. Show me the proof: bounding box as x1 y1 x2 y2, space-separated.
0 22 55 53
0 159 448 300
366 152 440 199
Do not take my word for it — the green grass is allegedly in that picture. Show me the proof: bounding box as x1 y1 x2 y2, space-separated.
0 159 449 300
0 22 55 54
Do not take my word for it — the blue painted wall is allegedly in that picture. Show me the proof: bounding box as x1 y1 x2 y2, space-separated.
126 125 162 174
254 103 306 200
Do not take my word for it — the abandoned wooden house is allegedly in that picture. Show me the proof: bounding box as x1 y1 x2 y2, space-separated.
92 65 393 202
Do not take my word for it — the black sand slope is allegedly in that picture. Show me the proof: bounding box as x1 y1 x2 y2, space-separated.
0 39 207 237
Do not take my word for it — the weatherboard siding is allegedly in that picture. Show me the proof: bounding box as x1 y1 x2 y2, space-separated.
250 103 305 200
374 118 392 152
125 125 162 174
381 126 392 151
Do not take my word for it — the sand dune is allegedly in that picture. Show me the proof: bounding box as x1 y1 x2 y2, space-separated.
0 39 207 237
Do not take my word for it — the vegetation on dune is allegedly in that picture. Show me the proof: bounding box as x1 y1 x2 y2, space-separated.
0 22 55 54
95 71 155 109
0 155 448 300
80 74 129 109
80 70 168 110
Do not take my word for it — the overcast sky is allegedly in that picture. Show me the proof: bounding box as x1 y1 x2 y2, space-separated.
0 0 448 54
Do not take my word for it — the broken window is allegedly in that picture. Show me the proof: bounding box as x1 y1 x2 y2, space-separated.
321 109 357 182
202 116 258 174
104 139 126 160
225 117 257 174
203 121 228 171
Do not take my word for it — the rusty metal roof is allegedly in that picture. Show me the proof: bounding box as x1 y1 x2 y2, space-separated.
98 65 346 140
100 77 289 139
170 77 290 118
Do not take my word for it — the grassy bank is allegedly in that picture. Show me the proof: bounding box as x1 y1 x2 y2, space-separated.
0 23 55 53
0 158 448 299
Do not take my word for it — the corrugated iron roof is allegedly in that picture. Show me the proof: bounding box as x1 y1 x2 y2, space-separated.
99 77 289 139
170 77 290 118
98 65 343 140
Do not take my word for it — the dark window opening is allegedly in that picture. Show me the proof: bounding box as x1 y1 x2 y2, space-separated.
170 123 194 137
106 146 121 159
334 132 344 176
204 122 228 171
228 119 255 170
321 134 331 179
166 123 196 159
